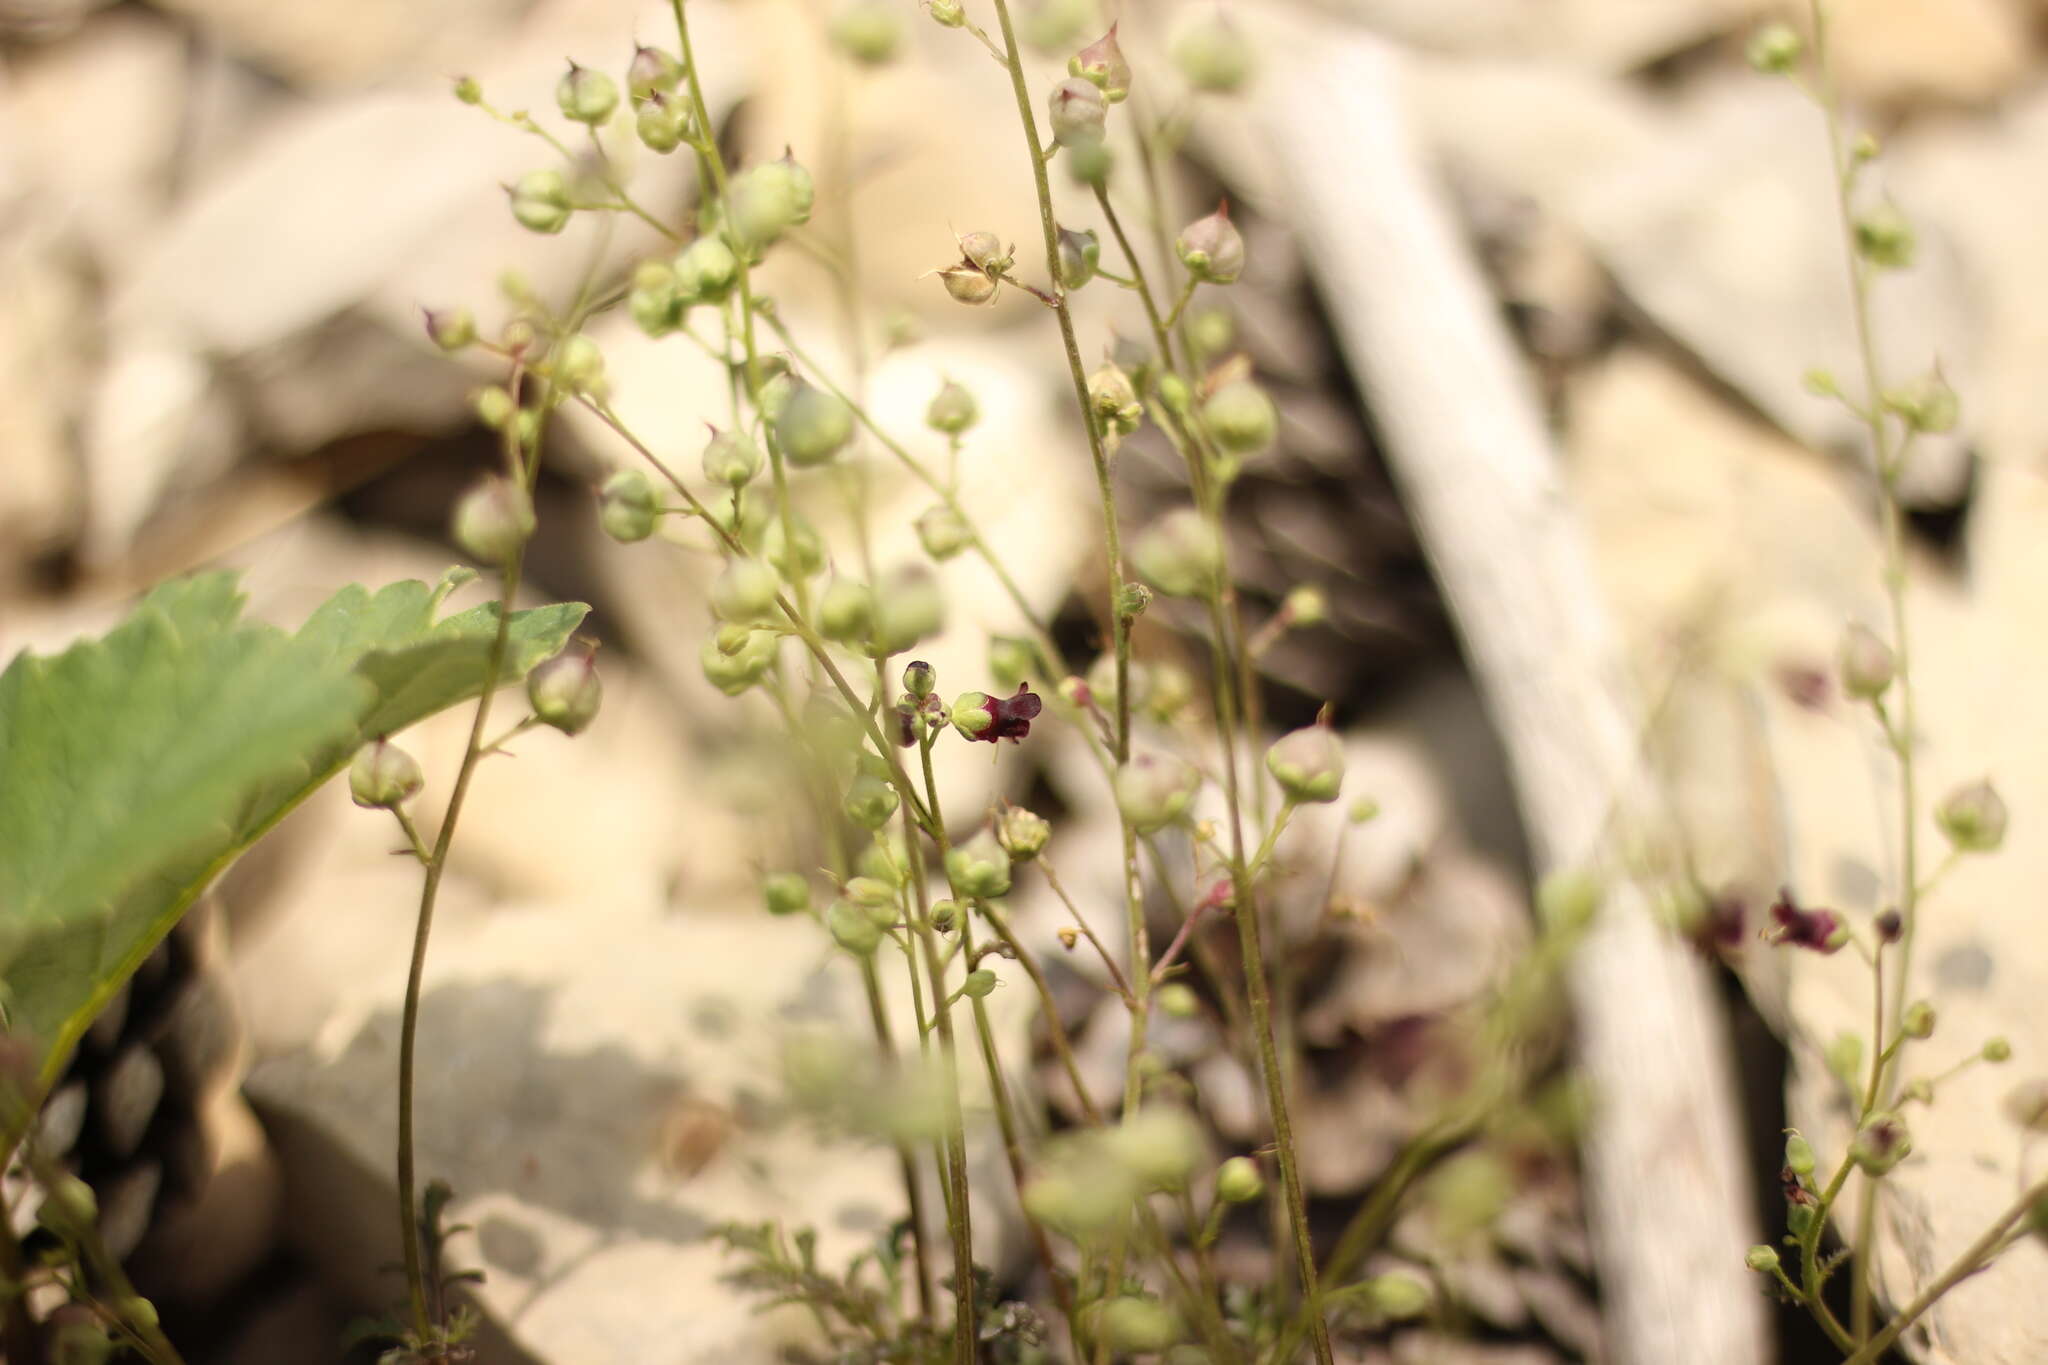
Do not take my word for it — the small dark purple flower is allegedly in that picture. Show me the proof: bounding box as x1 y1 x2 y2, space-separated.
1768 887 1846 954
964 682 1042 744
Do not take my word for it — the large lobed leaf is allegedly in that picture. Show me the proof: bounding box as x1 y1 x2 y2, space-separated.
0 573 587 1085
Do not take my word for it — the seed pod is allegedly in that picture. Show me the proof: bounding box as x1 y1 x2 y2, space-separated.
1057 225 1101 288
1087 362 1143 438
1048 77 1108 147
423 307 476 352
828 899 883 955
528 649 603 735
636 93 690 154
628 44 684 98
1069 24 1131 102
830 0 904 63
871 566 946 654
1107 1107 1203 1188
1839 623 1895 700
711 559 782 622
1850 1110 1911 1175
1902 1000 1936 1040
727 160 808 249
774 380 856 466
1115 754 1201 834
1936 778 2007 853
1265 724 1344 803
764 515 825 580
1096 1297 1178 1354
350 738 424 810
702 427 764 487
917 504 973 560
1171 9 1253 92
844 774 900 830
551 333 606 395
1854 204 1916 270
945 830 1012 898
819 577 875 643
700 628 778 695
997 807 1051 860
763 872 811 916
927 379 979 435
936 262 999 306
1132 508 1224 598
629 260 679 335
1882 372 1960 435
556 62 620 124
508 169 573 235
1745 21 1803 75
452 475 536 565
674 235 740 304
1176 202 1245 284
1064 138 1113 186
1202 377 1277 456
962 968 998 998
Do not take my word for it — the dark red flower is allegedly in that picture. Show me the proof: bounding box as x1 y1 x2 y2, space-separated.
1767 887 1845 953
967 682 1042 743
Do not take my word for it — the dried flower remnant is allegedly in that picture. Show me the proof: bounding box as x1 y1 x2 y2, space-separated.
1766 887 1847 954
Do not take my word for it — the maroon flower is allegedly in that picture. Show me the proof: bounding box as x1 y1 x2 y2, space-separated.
967 682 1043 744
1767 887 1846 954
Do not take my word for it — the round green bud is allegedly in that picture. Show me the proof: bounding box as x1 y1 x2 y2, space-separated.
1902 1000 1936 1040
551 333 606 395
1202 378 1277 456
1176 203 1245 284
38 1175 98 1238
1087 362 1143 438
711 558 782 623
628 44 684 98
1745 21 1803 76
1057 224 1101 288
774 380 855 467
830 0 904 64
1936 778 2008 854
844 774 900 831
818 577 875 643
423 306 476 352
916 504 973 561
1214 1155 1263 1203
1132 508 1224 598
527 650 603 736
1096 1297 1178 1354
927 379 979 435
473 384 517 431
928 899 961 932
1784 1132 1816 1178
597 470 660 543
763 872 811 916
1265 724 1344 804
702 428 764 488
1064 137 1114 186
1839 622 1895 700
556 63 619 124
871 566 946 654
1364 1273 1431 1321
1114 754 1201 834
1171 9 1253 92
1854 204 1916 270
508 168 573 235
700 628 778 695
996 807 1051 860
1850 1110 1912 1175
349 738 423 810
1156 982 1200 1019
675 234 741 304
637 94 690 154
903 658 938 698
452 475 536 565
1048 76 1108 147
962 968 998 998
828 898 883 955
945 830 1012 899
1985 1037 2013 1063
453 75 483 105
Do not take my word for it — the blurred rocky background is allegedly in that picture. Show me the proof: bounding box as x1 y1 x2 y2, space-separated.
1 0 2046 1360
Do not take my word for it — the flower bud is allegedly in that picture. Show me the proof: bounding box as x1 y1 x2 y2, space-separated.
904 659 938 698
1176 202 1245 284
872 566 946 654
1985 1037 2013 1063
508 169 573 235
1057 225 1101 288
1266 724 1344 803
1854 204 1916 270
527 649 603 735
1087 362 1143 438
1171 9 1253 92
936 262 999 306
1875 907 1903 943
916 504 973 560
1133 508 1224 598
1883 372 1960 435
350 738 424 809
452 475 536 565
1115 754 1201 834
1902 1000 1936 1040
1839 622 1894 700
636 93 690 153
819 577 875 642
2006 1079 2048 1131
551 333 606 395
997 807 1051 860
1202 378 1277 456
628 44 684 98
1745 21 1802 74
774 380 855 466
844 774 900 830
1215 1155 1263 1203
453 75 483 104
1069 24 1131 102
675 234 741 304
929 899 961 932
829 898 884 955
926 0 966 25
946 830 1012 898
830 0 904 64
711 558 782 622
962 967 998 998
764 872 811 916
1048 77 1108 147
927 379 979 435
423 307 476 352
1745 1245 1781 1274
556 62 620 124
702 428 764 487
700 628 778 695
1936 778 2007 853
1785 1132 1816 1177
1095 1298 1178 1354
1850 1110 1911 1175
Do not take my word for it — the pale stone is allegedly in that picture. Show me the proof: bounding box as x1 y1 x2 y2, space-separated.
1827 0 2031 107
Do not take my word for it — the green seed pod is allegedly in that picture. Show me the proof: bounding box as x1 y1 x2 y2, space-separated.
38 1175 98 1239
774 380 855 466
1096 1297 1179 1354
828 898 884 955
903 658 938 698
349 738 424 810
675 234 741 304
1265 724 1344 803
1745 1243 1781 1274
1187 306 1235 363
1064 138 1113 187
1132 507 1223 598
628 44 684 98
926 0 966 26
423 307 476 352
1936 778 2008 853
1087 362 1143 438
629 260 679 335
1057 225 1101 288
845 875 897 908
551 333 606 395
711 558 782 622
763 515 825 582
1171 9 1253 92
989 635 1035 691
1850 1111 1912 1175
962 968 998 998
1215 1155 1263 1203
1985 1037 2013 1063
928 899 961 932
1784 1132 1816 1178
844 774 900 830
1745 21 1803 76
1364 1273 1431 1321
508 169 573 235
818 577 875 643
1854 204 1916 270
556 63 619 124
700 629 778 695
1839 622 1894 700
916 504 973 560
636 93 690 154
946 830 1012 899
527 649 603 735
1107 1107 1203 1189
831 0 904 64
1023 1166 1128 1240
997 806 1051 860
453 75 483 105
872 566 946 654
1176 202 1245 284
1069 24 1131 102
1903 1000 1936 1040
702 428 764 488
763 872 811 916
1114 754 1200 834
1882 372 1960 434
936 262 999 306
727 161 806 250
1048 76 1108 147
1156 982 1200 1019
1202 377 1278 456
452 475 536 565
597 469 660 543
473 384 517 431
927 379 979 435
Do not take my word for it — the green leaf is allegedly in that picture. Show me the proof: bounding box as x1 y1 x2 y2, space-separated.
0 572 587 1086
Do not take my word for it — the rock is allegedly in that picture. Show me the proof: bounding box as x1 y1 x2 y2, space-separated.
1825 0 2031 108
1318 0 1767 71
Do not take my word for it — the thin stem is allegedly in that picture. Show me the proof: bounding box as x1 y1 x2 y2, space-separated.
859 958 935 1324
